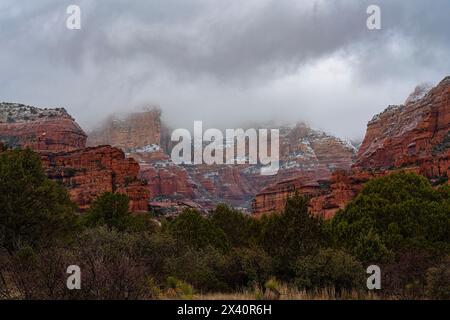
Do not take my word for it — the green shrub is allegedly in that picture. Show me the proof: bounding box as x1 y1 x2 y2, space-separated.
257 194 326 277
331 172 450 264
294 249 365 293
211 204 254 247
82 192 130 231
164 209 229 251
220 247 273 289
165 246 229 292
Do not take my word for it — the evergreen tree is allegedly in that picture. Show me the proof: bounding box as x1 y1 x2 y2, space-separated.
0 149 77 252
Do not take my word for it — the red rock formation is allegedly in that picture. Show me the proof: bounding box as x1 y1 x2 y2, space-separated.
140 164 196 199
186 164 257 208
87 108 161 151
0 103 150 212
128 149 196 199
355 77 450 169
254 77 450 218
84 106 356 211
41 145 150 212
184 123 355 209
253 177 322 217
0 103 87 152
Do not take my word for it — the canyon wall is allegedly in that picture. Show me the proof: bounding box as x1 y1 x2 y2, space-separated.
85 110 355 212
254 76 450 218
186 123 356 209
355 78 450 170
157 121 354 211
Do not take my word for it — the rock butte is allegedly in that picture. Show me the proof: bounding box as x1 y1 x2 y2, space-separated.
87 108 161 152
0 103 86 152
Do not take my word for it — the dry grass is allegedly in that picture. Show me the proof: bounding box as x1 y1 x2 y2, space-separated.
195 284 384 300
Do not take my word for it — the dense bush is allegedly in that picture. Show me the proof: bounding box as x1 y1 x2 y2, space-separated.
164 209 229 251
331 172 450 264
70 227 152 299
82 192 157 232
331 172 450 297
0 245 72 299
294 249 365 293
0 227 155 299
257 194 326 278
211 204 255 247
220 247 272 290
164 246 230 292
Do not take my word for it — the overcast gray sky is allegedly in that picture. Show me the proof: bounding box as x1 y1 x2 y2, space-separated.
0 0 449 139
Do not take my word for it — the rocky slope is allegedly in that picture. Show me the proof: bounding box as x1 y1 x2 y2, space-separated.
254 76 450 218
0 103 87 152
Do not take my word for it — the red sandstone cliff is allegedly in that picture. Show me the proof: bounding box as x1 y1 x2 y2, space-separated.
253 76 450 218
85 109 191 209
0 103 87 152
41 146 150 212
131 149 196 199
355 78 450 170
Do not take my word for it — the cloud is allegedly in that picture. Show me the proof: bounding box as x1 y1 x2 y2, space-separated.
0 0 449 139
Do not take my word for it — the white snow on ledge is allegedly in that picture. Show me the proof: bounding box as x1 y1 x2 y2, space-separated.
131 144 161 153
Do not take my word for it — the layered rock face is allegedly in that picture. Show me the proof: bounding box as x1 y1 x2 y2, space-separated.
185 164 258 209
254 76 450 218
253 176 324 217
151 122 355 210
131 149 196 199
355 78 450 170
0 103 87 152
87 108 161 151
251 123 356 215
89 110 355 212
41 146 150 211
0 103 150 212
193 123 355 209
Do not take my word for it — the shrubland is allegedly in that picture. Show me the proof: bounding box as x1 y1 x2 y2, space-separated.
0 150 448 299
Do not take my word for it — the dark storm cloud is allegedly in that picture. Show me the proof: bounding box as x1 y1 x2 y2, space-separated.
0 0 449 139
